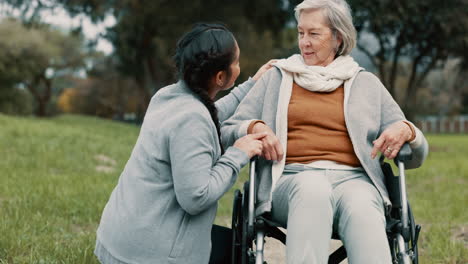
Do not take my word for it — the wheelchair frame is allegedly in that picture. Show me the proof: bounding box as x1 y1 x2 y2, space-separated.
231 144 421 264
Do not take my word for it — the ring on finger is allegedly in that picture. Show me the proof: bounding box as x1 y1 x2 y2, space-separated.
385 147 393 153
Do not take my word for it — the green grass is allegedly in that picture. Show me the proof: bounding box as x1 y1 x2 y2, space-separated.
0 114 466 263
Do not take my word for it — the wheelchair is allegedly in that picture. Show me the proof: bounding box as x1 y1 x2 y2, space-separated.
231 144 421 264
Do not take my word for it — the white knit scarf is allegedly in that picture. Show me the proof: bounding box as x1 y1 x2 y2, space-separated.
269 54 362 191
273 54 360 92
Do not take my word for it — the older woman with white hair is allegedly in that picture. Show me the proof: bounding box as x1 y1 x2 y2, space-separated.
222 0 429 263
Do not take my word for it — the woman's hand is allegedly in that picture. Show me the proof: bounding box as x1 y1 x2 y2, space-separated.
371 121 414 160
234 132 267 158
252 59 278 81
251 122 284 161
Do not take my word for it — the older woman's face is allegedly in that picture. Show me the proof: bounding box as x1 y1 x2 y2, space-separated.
297 8 341 66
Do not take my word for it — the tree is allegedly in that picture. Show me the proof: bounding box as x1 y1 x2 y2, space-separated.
58 0 293 121
349 0 468 119
0 0 54 25
418 59 468 116
0 18 87 116
57 56 140 119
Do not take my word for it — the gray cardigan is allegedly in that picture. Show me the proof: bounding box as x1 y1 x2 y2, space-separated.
221 67 429 216
96 79 255 264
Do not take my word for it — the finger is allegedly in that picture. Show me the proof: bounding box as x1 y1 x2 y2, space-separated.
253 144 262 156
381 142 391 155
268 59 278 65
384 143 401 159
381 142 391 158
388 141 404 160
371 137 385 159
249 132 268 140
388 149 399 160
262 141 272 160
257 142 264 156
274 141 284 161
384 148 392 159
266 141 278 161
260 134 279 160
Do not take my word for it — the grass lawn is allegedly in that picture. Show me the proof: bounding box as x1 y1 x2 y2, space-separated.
0 114 466 263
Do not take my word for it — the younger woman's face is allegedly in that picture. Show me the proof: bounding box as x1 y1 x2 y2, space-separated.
222 41 240 90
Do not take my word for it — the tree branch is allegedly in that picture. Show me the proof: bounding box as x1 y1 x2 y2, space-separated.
375 34 388 86
356 41 378 69
389 26 405 97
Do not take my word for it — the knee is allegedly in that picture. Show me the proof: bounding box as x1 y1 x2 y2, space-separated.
289 173 333 207
349 188 383 214
340 191 385 226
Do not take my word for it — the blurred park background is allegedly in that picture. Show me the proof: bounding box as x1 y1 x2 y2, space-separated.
0 0 467 263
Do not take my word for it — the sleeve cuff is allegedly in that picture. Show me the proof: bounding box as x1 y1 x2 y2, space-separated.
402 120 416 141
222 146 250 171
247 120 265 134
404 121 424 148
224 146 250 169
238 119 257 138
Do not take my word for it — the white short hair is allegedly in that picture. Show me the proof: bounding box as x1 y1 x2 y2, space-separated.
294 0 356 56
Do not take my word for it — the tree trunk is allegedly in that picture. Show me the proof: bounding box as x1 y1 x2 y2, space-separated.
26 74 52 117
36 98 47 117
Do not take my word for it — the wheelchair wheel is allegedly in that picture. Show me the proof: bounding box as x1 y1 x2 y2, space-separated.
231 183 255 264
241 182 255 264
408 203 419 264
389 202 419 264
231 189 243 264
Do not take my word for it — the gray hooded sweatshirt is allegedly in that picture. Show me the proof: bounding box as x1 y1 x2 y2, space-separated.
96 79 255 264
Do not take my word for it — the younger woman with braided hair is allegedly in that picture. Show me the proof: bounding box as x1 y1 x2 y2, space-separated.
94 23 276 264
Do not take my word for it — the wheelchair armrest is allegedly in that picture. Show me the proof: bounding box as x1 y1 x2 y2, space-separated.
395 143 412 162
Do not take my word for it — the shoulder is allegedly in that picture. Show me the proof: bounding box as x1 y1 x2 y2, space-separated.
351 71 386 93
355 71 380 82
354 71 383 85
146 87 213 130
254 67 282 91
150 82 206 112
265 67 283 81
166 99 212 126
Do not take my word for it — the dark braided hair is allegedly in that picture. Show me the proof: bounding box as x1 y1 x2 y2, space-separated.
174 23 237 154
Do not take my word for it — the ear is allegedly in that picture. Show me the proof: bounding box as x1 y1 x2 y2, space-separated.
334 32 343 54
214 70 227 87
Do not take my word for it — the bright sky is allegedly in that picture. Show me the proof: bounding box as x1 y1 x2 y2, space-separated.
41 8 116 55
0 4 115 55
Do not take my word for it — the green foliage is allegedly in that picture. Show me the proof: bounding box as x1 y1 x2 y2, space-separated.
56 56 141 119
0 18 48 83
0 115 466 263
0 114 138 263
405 135 468 262
0 87 33 116
58 0 296 121
348 0 468 118
0 18 88 116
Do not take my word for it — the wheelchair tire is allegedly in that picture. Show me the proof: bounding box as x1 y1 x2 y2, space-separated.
231 189 243 264
241 182 254 264
231 183 255 264
408 203 419 264
389 202 419 264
